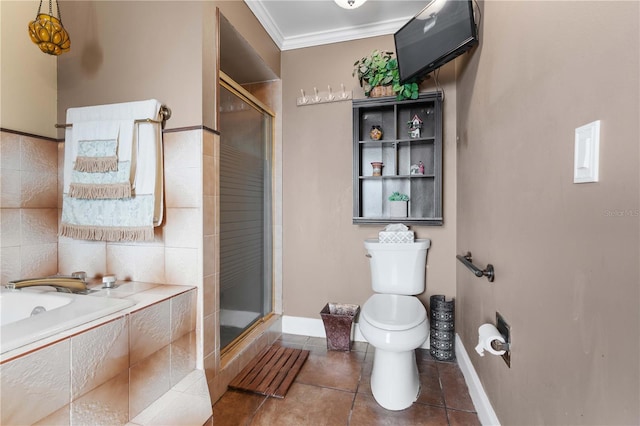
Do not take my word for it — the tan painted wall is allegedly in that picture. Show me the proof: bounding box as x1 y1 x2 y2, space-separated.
0 0 57 138
56 1 205 130
281 36 458 318
456 1 639 424
56 1 278 132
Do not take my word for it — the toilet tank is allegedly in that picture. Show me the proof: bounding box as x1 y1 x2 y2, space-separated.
364 239 431 295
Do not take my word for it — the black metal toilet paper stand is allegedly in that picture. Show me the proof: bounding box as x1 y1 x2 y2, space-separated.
430 295 455 361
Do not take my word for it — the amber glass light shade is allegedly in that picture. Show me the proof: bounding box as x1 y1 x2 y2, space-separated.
28 13 70 55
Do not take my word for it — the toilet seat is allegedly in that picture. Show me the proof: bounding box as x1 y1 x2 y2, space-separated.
362 294 426 331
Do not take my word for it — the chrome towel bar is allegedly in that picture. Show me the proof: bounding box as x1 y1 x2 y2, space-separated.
456 251 495 282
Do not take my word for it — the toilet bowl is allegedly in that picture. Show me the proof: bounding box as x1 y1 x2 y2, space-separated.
360 294 429 351
359 294 429 410
361 238 431 411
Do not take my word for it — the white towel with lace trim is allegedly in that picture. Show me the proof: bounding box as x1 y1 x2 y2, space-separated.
61 99 164 242
67 120 135 199
69 120 127 173
69 160 133 199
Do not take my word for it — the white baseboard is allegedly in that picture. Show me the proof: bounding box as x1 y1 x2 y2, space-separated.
282 315 367 342
455 334 501 426
282 315 328 338
282 315 431 349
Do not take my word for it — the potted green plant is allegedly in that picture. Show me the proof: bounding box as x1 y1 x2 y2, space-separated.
388 191 409 217
352 50 421 101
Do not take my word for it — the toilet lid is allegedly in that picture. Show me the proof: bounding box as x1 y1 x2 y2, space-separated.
362 294 427 331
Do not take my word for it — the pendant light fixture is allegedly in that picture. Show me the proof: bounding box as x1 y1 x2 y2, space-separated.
334 0 368 9
28 0 70 56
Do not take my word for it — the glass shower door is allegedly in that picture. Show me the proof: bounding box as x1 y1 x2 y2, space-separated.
219 79 273 350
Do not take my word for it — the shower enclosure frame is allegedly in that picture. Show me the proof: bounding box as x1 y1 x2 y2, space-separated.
218 72 276 353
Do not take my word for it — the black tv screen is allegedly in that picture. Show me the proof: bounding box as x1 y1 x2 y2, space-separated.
394 0 478 83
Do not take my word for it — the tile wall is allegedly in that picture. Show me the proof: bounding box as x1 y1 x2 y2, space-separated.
0 127 204 292
56 128 203 287
55 126 209 369
202 128 219 376
1 131 59 283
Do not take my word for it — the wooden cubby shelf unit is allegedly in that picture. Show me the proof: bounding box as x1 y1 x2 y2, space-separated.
352 93 443 225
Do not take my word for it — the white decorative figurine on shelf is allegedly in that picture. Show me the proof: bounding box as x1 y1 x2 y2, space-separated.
408 114 423 138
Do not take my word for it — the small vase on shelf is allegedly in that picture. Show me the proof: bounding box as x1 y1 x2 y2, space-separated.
371 162 383 176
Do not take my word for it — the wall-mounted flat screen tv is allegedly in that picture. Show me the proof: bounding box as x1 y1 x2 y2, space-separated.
394 0 478 83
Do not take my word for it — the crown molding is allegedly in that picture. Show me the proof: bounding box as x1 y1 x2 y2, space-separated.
245 1 411 51
244 0 285 49
280 17 409 51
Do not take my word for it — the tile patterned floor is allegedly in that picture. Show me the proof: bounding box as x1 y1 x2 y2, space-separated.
213 334 481 425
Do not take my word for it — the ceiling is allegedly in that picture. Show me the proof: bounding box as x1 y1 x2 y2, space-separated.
221 1 429 85
244 0 429 51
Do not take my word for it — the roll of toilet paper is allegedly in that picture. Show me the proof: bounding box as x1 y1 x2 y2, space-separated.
475 323 506 357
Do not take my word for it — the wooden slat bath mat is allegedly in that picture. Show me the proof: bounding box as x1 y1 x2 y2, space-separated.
228 345 309 398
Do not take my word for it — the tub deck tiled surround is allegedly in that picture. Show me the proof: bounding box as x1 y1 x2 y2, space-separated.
212 334 480 426
0 281 212 426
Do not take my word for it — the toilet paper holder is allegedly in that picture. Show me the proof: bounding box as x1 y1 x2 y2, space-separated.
496 312 511 367
490 339 509 352
476 313 511 367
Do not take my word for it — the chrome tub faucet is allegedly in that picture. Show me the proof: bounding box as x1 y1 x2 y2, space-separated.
6 272 88 294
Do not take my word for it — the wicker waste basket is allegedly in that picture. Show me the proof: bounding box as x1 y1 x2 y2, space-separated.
320 303 360 351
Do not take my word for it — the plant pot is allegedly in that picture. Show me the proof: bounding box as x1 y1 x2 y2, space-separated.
369 85 395 98
388 201 408 218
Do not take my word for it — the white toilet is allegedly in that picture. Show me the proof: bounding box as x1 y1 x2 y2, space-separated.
359 238 431 411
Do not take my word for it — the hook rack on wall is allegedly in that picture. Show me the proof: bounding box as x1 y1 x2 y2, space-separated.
297 84 352 107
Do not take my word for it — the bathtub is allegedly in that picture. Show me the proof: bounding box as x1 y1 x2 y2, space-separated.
1 289 135 355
